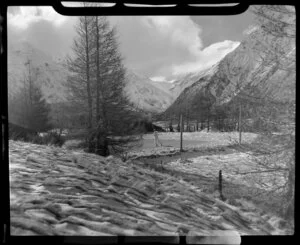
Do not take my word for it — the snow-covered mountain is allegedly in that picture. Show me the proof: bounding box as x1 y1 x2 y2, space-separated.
165 20 295 115
124 71 173 113
168 63 220 99
8 41 175 114
8 41 68 103
9 12 294 118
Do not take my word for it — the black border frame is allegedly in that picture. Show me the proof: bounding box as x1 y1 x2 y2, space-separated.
0 1 297 244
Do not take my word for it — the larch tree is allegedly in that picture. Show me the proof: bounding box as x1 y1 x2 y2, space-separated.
66 15 94 148
91 17 143 156
66 16 143 156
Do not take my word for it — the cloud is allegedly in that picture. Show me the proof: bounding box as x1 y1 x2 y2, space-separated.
8 6 77 59
110 16 240 77
171 40 240 75
8 9 243 77
150 76 167 82
109 16 205 77
142 16 203 55
8 6 68 30
150 76 175 84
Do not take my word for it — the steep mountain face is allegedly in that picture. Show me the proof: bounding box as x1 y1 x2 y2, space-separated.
8 41 68 103
148 80 174 95
168 64 219 99
124 71 174 113
165 23 295 115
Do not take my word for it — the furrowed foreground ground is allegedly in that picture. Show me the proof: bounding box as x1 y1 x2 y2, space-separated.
9 132 293 238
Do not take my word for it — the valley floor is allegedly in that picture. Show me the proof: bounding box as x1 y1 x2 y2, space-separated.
8 132 293 239
142 131 256 148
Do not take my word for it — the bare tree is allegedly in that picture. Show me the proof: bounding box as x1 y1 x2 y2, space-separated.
8 60 51 134
228 5 295 221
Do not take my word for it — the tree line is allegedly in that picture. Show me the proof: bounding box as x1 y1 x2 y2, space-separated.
8 16 145 155
8 59 51 134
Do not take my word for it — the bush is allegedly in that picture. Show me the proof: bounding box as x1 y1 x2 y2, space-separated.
42 132 65 147
26 132 65 147
83 132 110 156
27 134 44 145
9 122 37 141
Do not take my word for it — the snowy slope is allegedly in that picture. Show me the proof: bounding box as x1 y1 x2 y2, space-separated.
168 63 219 99
149 80 174 95
8 40 68 103
9 140 291 236
125 70 174 113
165 21 295 114
8 41 175 114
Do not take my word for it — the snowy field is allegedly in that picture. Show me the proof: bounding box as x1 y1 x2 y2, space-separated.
128 131 289 219
13 132 292 238
128 131 258 158
165 152 286 192
9 140 292 236
63 132 286 193
141 131 258 148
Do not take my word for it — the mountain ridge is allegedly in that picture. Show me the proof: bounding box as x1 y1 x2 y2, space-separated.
164 22 295 117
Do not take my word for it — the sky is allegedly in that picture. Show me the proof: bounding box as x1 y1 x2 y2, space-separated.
7 6 255 80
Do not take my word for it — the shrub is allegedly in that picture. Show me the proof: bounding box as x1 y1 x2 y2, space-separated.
42 132 65 147
27 134 44 145
26 132 65 147
9 122 37 142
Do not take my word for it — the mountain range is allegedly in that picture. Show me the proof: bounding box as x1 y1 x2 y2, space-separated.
164 24 295 117
7 40 227 114
8 17 295 118
8 41 177 113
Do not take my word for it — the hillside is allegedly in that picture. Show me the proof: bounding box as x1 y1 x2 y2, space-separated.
164 22 295 116
8 40 68 103
168 63 219 99
8 41 177 114
124 71 174 113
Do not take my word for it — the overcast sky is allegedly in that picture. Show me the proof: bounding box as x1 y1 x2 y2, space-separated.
7 6 255 80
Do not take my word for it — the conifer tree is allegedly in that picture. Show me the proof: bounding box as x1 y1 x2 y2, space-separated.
8 60 51 133
66 16 142 156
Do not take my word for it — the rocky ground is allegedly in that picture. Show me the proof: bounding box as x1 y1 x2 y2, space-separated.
9 140 292 239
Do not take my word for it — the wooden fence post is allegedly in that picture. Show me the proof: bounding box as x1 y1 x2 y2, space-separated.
219 170 225 201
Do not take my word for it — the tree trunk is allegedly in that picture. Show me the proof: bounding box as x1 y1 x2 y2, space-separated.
98 133 109 156
84 16 93 152
186 110 190 132
177 115 181 132
239 103 242 144
84 16 93 131
27 59 33 107
95 16 101 155
207 113 210 132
